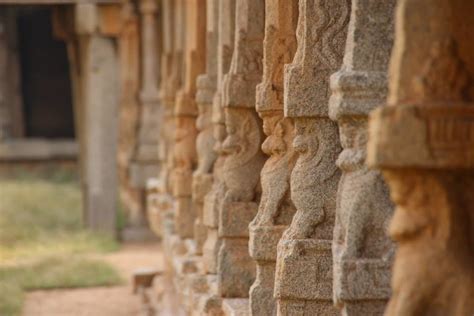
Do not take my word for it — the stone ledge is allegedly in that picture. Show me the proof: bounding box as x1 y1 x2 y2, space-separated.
0 138 78 161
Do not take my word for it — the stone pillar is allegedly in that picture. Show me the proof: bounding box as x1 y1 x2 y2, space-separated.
202 0 236 276
73 4 119 237
248 1 298 315
219 0 266 298
173 0 206 239
155 0 177 234
367 0 474 315
156 0 185 241
193 0 219 256
129 0 161 199
274 0 350 314
329 0 396 315
116 2 148 240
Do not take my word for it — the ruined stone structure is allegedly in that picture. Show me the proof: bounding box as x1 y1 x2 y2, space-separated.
2 0 474 315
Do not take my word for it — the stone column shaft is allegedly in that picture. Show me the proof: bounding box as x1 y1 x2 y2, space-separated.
140 0 160 101
193 0 219 256
275 0 350 314
116 4 144 232
71 4 119 237
218 0 266 298
249 0 298 315
202 0 236 276
329 0 396 314
368 0 474 315
129 0 161 189
173 0 206 240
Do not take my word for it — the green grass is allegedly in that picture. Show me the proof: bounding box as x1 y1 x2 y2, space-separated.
0 167 123 316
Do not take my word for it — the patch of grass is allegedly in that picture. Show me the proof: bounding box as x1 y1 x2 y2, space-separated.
0 170 119 263
0 257 123 315
0 281 23 316
0 256 122 290
0 167 122 316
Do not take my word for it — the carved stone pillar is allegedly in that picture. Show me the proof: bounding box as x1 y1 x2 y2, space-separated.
136 0 160 161
193 0 219 256
367 0 474 315
219 0 266 298
155 0 177 233
274 0 349 314
129 0 161 197
126 0 160 239
115 2 150 241
173 0 206 239
329 0 396 314
248 1 298 315
202 0 236 276
72 4 119 236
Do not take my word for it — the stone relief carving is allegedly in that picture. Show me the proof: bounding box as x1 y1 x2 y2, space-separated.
251 115 296 227
282 118 340 240
367 1 474 315
202 0 236 279
222 108 265 203
383 170 474 316
247 1 298 313
275 0 349 314
414 39 473 103
329 0 396 314
195 103 217 177
217 0 266 299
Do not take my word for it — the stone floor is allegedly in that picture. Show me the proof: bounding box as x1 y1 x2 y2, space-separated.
22 243 164 316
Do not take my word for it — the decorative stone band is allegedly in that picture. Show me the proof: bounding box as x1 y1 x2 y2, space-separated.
368 105 474 169
329 70 388 120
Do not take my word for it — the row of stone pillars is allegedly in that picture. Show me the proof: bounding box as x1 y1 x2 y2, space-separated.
146 0 474 315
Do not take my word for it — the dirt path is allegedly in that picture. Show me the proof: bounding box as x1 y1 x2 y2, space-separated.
22 243 163 316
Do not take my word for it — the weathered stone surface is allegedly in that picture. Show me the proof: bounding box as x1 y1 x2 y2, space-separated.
368 0 474 315
275 0 350 314
129 0 161 191
222 298 249 316
329 0 396 314
218 0 266 299
115 4 145 234
248 0 298 314
172 0 206 239
202 0 236 277
193 0 220 256
71 27 119 236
